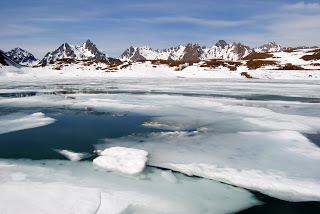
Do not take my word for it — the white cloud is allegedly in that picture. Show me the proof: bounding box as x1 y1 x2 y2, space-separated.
282 2 320 11
0 24 47 37
138 16 251 28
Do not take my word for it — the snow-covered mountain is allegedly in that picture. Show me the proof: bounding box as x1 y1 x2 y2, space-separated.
0 50 22 67
119 40 252 62
119 45 186 61
5 48 38 66
255 42 282 53
39 40 108 65
201 41 252 61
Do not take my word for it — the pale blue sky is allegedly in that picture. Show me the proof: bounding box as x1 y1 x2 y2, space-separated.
1 0 319 58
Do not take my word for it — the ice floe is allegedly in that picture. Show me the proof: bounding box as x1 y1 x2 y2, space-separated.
93 147 148 175
0 77 320 204
55 149 89 161
99 130 320 201
0 112 55 134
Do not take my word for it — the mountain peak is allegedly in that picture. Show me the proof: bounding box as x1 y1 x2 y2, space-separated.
215 40 228 48
83 39 94 48
5 48 37 66
256 42 281 53
39 40 108 65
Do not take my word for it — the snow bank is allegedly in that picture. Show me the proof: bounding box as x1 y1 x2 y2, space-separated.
0 112 55 134
1 62 320 81
93 147 148 175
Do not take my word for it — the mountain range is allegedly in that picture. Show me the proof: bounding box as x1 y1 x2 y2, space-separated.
120 40 253 62
1 40 319 71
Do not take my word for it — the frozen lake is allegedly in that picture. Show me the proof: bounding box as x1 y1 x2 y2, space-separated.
0 77 320 213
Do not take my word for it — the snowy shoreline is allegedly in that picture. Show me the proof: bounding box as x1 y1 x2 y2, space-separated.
1 64 320 81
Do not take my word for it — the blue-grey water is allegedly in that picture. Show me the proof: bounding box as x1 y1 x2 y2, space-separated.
0 107 157 160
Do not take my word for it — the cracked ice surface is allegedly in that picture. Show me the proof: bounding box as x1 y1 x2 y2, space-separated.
0 159 259 214
0 77 320 203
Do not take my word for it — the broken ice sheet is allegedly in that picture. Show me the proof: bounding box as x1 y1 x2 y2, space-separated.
0 159 259 214
0 112 55 135
98 129 320 202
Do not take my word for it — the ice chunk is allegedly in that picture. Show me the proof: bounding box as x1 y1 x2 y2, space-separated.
55 149 89 161
0 112 55 134
93 147 148 175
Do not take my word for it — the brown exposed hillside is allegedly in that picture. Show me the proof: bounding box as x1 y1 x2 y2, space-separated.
243 52 273 60
246 60 278 70
147 60 190 67
200 59 242 71
278 63 304 70
283 48 297 53
301 50 320 61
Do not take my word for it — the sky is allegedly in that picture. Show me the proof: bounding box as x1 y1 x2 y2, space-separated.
0 0 320 58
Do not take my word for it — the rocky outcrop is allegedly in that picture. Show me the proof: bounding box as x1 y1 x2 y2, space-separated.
215 40 228 49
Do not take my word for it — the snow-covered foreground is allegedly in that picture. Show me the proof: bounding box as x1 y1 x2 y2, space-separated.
1 63 320 80
0 160 258 214
0 71 320 212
